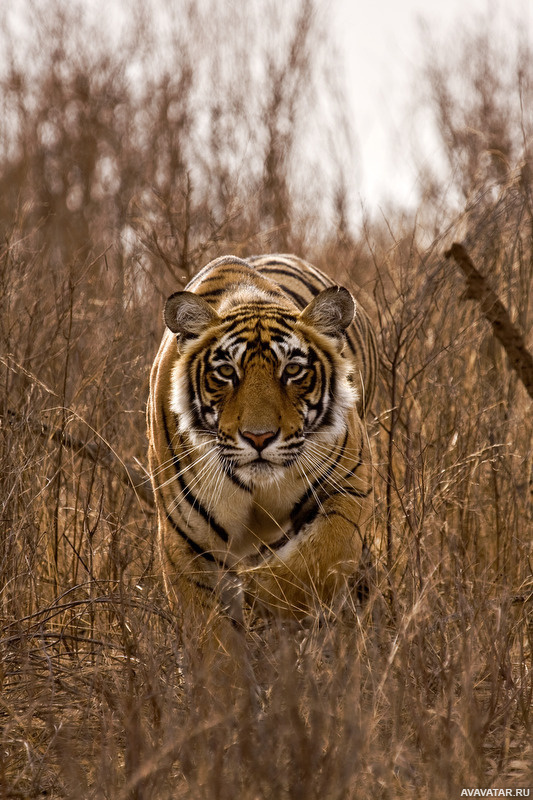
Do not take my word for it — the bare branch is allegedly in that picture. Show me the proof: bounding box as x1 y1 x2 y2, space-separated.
5 409 155 507
445 242 533 401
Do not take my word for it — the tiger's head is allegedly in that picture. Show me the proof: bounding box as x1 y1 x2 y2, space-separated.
164 285 357 488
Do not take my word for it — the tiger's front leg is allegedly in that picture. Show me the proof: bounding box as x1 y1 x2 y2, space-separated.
156 519 258 695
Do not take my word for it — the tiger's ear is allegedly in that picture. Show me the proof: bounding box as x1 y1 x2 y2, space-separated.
300 286 355 338
164 291 220 336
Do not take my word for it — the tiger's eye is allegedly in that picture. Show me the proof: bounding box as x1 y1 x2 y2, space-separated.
284 362 303 377
217 364 235 378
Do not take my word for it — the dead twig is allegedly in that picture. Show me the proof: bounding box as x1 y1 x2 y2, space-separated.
4 409 154 507
445 242 533 401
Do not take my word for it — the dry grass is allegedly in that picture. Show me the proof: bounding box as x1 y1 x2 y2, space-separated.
0 2 531 798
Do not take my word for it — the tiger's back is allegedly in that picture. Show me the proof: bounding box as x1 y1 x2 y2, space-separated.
147 254 376 621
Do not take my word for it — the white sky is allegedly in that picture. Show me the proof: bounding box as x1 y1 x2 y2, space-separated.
335 0 533 211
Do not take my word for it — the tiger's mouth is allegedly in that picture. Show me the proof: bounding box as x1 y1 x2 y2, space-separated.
216 445 286 482
234 459 286 486
216 431 305 484
248 456 275 469
225 448 306 489
228 452 280 472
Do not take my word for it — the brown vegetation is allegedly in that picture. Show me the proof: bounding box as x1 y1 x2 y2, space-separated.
0 2 531 798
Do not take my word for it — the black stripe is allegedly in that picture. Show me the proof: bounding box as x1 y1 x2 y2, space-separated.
188 260 253 289
221 461 253 491
317 510 364 539
254 265 322 307
341 485 373 499
254 532 291 556
222 308 297 328
264 280 309 308
305 349 331 431
161 406 230 544
252 257 330 292
346 327 366 377
159 495 219 565
290 429 350 529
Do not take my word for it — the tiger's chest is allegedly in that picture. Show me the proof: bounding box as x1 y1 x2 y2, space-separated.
213 476 304 560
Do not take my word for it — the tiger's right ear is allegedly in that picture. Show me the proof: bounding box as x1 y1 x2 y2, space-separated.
299 286 355 339
164 291 220 336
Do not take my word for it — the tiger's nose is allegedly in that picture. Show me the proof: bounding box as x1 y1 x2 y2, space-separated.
240 429 279 451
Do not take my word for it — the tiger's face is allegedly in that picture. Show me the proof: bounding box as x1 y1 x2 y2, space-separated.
164 287 356 488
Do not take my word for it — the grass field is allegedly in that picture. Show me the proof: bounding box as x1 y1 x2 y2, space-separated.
0 2 531 797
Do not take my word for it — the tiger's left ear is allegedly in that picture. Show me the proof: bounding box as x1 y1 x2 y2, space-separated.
300 286 355 339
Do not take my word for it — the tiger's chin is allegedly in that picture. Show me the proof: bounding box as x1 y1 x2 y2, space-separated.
233 459 287 488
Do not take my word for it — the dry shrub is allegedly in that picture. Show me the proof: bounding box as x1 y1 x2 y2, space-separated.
0 2 531 798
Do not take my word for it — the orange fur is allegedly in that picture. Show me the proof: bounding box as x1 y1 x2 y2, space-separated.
147 254 376 621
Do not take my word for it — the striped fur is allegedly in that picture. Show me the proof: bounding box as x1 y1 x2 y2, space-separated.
147 254 376 620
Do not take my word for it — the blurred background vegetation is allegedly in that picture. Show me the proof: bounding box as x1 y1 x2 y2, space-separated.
0 1 531 797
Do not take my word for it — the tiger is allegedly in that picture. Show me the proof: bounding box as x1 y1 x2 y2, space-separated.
147 254 377 627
